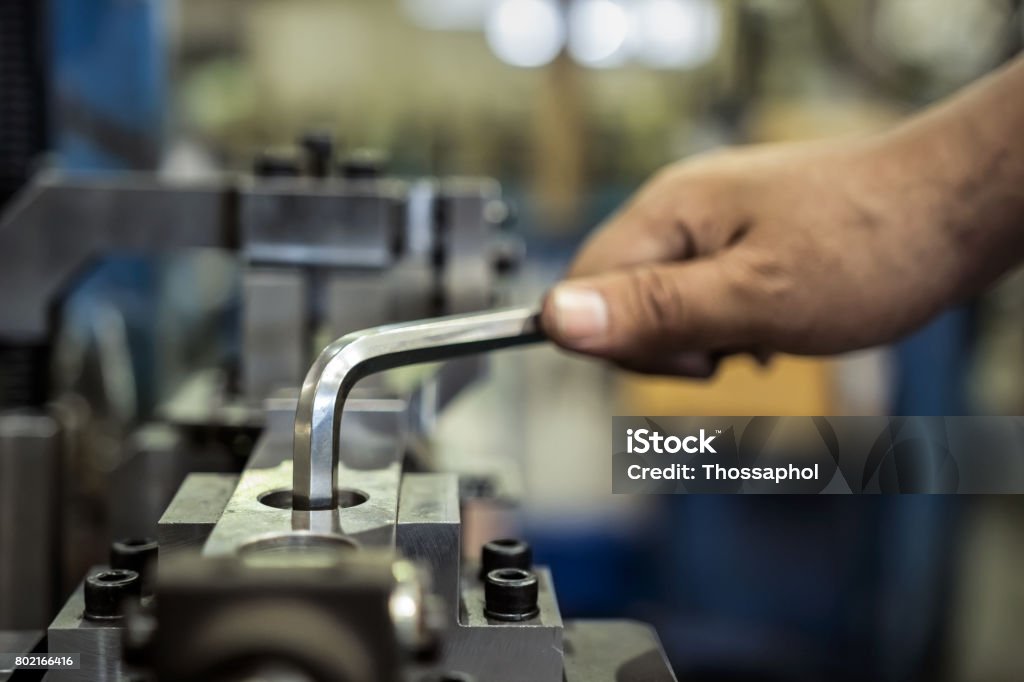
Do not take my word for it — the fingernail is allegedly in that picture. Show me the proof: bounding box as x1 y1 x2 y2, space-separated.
550 285 608 344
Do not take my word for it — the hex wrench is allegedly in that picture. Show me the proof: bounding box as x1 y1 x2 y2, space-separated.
292 306 545 510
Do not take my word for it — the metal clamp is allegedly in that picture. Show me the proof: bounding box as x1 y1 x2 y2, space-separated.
293 306 545 510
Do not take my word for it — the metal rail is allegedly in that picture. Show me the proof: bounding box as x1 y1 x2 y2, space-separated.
292 306 544 510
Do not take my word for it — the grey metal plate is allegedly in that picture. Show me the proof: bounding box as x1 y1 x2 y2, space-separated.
563 620 678 682
46 582 126 682
0 630 42 681
201 426 401 556
158 473 240 554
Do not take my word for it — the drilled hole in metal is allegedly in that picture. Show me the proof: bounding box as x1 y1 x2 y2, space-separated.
258 488 368 510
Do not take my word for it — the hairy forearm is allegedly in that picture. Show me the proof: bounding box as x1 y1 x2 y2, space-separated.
894 54 1024 293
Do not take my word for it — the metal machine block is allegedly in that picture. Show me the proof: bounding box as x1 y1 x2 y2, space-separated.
157 473 239 555
0 174 233 341
445 566 564 682
151 552 407 682
436 178 503 313
241 268 309 399
238 180 405 269
397 473 461 623
45 581 126 682
110 424 191 541
200 425 402 556
0 413 60 630
3 164 674 681
562 620 677 682
324 271 393 339
397 474 565 682
0 630 43 681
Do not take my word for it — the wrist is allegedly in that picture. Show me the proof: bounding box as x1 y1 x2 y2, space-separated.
896 58 1024 297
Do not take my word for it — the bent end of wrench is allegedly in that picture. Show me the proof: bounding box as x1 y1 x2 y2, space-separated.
292 306 544 510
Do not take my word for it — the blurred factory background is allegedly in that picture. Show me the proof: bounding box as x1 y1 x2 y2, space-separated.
3 1 1024 680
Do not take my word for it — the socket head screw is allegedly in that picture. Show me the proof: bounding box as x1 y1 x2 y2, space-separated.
479 537 532 579
483 567 539 622
84 568 141 621
110 537 158 591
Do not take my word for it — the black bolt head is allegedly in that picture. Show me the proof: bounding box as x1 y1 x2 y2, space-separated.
493 235 525 275
253 150 301 177
299 130 335 177
484 567 539 622
84 568 141 621
480 537 532 579
110 537 158 589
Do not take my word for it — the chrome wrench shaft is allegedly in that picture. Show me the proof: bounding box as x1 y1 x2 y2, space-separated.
293 306 545 510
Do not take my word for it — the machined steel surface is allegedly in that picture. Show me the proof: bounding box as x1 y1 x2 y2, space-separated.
396 474 460 623
0 170 508 350
45 578 128 682
238 177 405 268
448 566 563 681
242 268 310 399
436 178 505 314
0 630 43 681
158 445 568 681
175 403 570 681
293 306 544 510
151 552 410 682
396 472 668 682
562 620 678 682
202 399 407 556
0 173 233 341
109 424 192 541
153 415 672 681
161 391 410 558
396 472 564 682
157 473 240 554
0 413 60 629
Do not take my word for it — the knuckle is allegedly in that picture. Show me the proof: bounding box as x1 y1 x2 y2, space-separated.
651 161 687 186
725 250 796 341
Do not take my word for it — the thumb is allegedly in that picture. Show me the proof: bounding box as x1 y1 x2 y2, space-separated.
541 259 761 361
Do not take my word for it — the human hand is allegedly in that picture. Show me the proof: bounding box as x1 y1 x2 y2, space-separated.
540 135 993 376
